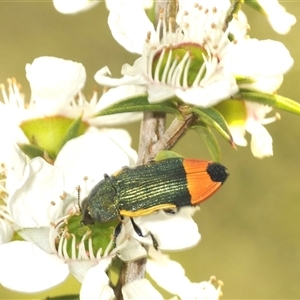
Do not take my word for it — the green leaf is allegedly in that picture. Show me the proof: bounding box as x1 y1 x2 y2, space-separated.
57 116 83 154
95 95 183 119
191 106 234 144
239 90 300 115
154 150 183 161
193 123 221 162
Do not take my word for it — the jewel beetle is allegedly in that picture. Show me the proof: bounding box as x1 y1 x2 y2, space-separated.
81 156 228 247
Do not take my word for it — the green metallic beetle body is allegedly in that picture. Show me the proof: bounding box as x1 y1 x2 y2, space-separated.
84 158 190 223
81 157 228 225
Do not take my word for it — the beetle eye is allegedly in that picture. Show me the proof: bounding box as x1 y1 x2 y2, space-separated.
82 209 95 225
80 198 95 225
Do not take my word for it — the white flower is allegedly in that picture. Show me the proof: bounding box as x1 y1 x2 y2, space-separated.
1 56 140 124
26 56 86 115
53 0 98 14
121 249 223 300
257 0 296 34
106 0 153 11
230 102 278 158
0 56 141 167
0 79 30 165
146 249 223 299
53 0 153 14
0 129 138 293
95 0 293 109
80 237 219 300
0 167 13 245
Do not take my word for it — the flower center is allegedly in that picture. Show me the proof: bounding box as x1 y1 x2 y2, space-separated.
151 43 208 88
51 212 119 260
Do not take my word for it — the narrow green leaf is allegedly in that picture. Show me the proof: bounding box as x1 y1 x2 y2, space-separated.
235 75 256 85
191 106 233 144
58 116 83 154
193 123 221 162
44 295 79 300
239 90 300 115
244 0 265 15
95 95 182 119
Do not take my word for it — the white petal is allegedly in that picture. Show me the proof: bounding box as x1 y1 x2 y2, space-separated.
5 143 27 195
229 126 247 147
55 129 137 195
94 66 147 87
239 75 283 93
0 106 28 166
80 258 114 300
189 281 221 300
26 56 86 115
106 0 153 11
107 0 155 54
228 11 248 40
8 157 65 227
53 0 98 14
90 113 143 127
95 84 148 111
0 218 13 245
225 39 294 76
134 208 200 250
147 250 192 297
175 80 238 108
0 241 68 292
19 227 52 253
258 0 296 34
147 83 176 103
122 279 164 300
268 12 296 35
246 120 273 158
69 260 98 283
118 237 147 262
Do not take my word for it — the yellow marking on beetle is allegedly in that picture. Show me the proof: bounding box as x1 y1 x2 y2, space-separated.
119 203 177 217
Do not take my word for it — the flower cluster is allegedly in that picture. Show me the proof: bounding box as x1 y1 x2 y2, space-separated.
0 0 298 299
0 56 215 299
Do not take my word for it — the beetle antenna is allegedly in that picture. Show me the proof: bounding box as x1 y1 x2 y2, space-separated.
76 185 82 212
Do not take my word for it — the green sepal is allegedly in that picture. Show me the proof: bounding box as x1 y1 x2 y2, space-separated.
191 106 234 145
215 99 247 127
20 116 88 159
18 143 52 160
239 90 300 115
94 95 183 119
192 122 221 162
154 150 183 161
57 115 84 155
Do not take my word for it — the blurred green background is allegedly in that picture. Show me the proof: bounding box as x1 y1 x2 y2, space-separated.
0 1 300 299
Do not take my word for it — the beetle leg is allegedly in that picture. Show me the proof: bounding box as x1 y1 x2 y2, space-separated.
113 220 123 248
163 208 179 214
130 218 159 250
